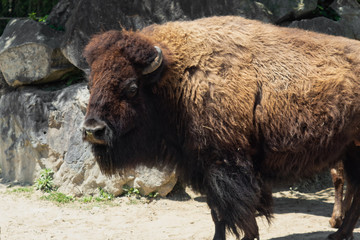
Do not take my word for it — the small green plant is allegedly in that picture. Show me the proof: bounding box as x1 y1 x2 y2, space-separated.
122 185 159 199
147 191 159 198
80 189 115 204
122 185 141 197
28 12 37 21
35 168 55 193
38 15 48 23
314 5 341 21
81 195 93 203
41 192 74 204
28 12 48 23
94 187 114 202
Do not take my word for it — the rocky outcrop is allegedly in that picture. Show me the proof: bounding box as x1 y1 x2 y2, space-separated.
55 158 177 197
56 0 273 70
1 0 360 197
0 83 177 197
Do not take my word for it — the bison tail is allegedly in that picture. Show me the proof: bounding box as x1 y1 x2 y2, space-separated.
205 161 272 239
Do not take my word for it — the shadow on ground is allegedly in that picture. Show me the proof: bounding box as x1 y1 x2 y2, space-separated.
269 231 360 240
273 196 333 217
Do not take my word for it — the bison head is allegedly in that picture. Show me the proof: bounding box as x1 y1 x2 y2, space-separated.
82 30 165 174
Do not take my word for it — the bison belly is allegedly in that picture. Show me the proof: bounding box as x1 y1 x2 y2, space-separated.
255 92 354 180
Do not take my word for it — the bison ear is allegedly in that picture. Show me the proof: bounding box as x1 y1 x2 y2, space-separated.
142 46 163 75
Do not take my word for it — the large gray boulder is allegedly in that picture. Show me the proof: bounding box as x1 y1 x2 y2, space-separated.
0 19 75 87
55 158 177 197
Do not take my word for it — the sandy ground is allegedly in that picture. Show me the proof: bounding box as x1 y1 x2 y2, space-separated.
1 183 360 240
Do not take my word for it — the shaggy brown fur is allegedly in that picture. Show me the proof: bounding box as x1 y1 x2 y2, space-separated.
83 16 360 240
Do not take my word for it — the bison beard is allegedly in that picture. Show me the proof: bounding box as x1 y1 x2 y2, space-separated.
91 144 115 174
89 120 169 175
83 16 360 240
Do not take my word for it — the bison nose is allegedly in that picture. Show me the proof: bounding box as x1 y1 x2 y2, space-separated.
82 118 108 145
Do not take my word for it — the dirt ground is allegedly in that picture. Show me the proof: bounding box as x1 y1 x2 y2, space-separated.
1 183 360 240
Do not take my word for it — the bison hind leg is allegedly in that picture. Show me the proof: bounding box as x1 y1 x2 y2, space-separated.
329 144 360 239
206 161 270 239
330 162 345 228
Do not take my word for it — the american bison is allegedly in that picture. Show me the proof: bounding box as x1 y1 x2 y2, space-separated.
82 16 360 240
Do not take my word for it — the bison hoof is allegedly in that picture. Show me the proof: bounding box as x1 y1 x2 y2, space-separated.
329 217 343 228
327 232 354 240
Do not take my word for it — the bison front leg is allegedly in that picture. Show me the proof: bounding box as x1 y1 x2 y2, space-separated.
210 207 259 240
211 208 226 240
206 160 262 240
241 217 260 240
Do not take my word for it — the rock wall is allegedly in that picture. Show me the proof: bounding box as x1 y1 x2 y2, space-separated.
0 83 177 196
0 0 360 196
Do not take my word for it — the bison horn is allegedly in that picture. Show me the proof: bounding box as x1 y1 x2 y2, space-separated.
142 46 163 75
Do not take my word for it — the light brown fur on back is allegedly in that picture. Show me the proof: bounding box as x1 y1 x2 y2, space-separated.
142 16 360 178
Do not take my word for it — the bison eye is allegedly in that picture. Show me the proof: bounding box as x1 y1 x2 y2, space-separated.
126 82 138 98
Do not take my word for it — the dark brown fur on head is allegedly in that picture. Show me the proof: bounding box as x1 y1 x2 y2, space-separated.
84 30 158 71
83 30 168 174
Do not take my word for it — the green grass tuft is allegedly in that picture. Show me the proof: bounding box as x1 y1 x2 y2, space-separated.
41 192 74 204
35 168 55 193
11 187 34 193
